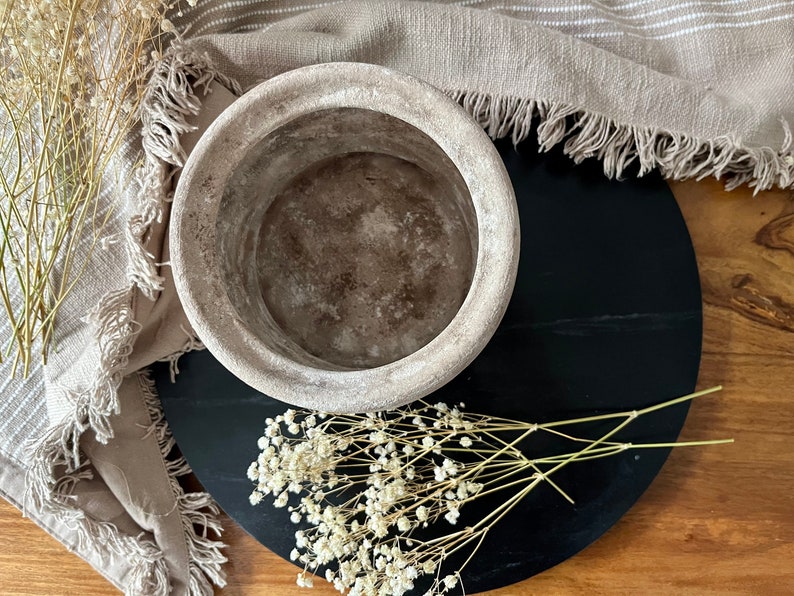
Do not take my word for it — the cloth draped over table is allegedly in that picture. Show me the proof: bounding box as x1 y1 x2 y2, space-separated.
1 1 792 593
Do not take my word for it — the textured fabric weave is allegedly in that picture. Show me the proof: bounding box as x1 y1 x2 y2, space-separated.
1 1 792 594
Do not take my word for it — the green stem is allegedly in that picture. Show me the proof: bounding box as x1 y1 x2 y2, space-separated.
628 439 734 449
538 386 723 429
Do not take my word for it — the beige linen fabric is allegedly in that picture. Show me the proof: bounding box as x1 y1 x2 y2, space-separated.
1 1 792 594
172 0 793 190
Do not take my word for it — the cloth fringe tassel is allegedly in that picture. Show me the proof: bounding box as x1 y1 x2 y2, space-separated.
25 284 171 594
27 424 171 595
451 91 794 193
138 372 227 595
157 324 206 383
25 46 237 595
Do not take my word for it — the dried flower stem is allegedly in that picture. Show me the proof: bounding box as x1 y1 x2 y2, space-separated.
0 0 172 375
249 386 730 595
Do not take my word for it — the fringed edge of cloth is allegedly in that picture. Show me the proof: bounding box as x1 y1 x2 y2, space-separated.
157 324 205 384
137 370 227 595
26 45 240 596
450 91 793 193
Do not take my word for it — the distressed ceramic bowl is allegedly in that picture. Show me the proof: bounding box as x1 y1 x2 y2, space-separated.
171 62 519 413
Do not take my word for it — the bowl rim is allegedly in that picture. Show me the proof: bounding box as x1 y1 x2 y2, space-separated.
171 62 519 413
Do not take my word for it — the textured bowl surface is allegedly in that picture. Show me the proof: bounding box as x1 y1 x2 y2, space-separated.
171 62 519 412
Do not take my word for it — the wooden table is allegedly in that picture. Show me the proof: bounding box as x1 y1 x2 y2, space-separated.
1 178 793 594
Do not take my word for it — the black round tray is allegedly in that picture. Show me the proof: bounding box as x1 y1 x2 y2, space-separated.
154 137 702 594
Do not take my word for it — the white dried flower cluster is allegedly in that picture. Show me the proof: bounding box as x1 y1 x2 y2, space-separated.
248 401 491 595
248 390 725 594
1 0 169 100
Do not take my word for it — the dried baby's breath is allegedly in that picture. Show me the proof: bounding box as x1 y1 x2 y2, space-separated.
0 0 173 375
249 387 731 595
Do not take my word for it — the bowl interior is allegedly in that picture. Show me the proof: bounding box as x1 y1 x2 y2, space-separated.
216 107 478 371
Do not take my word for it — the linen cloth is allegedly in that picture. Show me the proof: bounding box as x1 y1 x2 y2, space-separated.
1 1 792 594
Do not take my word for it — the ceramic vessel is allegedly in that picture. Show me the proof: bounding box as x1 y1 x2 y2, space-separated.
171 62 520 412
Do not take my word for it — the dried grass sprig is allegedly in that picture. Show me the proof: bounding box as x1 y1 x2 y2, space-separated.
0 0 178 375
249 386 731 595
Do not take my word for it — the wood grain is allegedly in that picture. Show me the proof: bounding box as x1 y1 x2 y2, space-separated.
1 178 793 595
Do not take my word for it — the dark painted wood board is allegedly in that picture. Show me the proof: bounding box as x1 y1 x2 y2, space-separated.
154 137 702 594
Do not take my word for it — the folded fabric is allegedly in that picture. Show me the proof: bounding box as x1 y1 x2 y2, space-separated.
1 1 791 594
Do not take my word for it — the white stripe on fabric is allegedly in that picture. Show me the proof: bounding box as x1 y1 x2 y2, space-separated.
575 12 794 39
480 0 775 22
191 1 345 36
470 0 757 16
0 370 46 466
565 0 752 12
5 387 46 461
232 21 279 33
182 0 789 39
489 2 790 31
192 0 342 22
